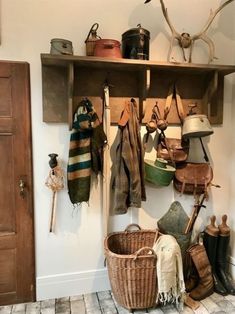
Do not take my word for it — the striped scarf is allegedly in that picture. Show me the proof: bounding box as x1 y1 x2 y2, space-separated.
67 98 101 204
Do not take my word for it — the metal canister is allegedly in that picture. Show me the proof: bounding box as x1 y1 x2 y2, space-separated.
50 38 73 55
122 24 150 60
182 114 214 139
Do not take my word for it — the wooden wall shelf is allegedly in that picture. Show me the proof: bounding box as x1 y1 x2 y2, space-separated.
41 53 235 129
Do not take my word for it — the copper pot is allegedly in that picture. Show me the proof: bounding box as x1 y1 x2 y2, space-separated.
94 39 122 58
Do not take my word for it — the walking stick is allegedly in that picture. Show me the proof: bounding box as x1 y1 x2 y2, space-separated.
102 83 111 237
49 190 57 233
184 192 207 234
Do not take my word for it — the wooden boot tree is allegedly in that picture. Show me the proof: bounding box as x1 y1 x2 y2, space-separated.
218 214 230 236
205 215 219 237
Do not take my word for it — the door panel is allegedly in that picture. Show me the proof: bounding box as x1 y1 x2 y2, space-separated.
0 61 35 305
0 136 14 232
0 249 16 293
0 77 12 116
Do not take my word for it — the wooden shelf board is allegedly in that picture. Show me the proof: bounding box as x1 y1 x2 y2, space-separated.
41 54 235 75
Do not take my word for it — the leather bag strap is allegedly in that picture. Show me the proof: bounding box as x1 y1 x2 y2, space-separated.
164 136 176 167
199 137 209 162
163 83 185 123
175 85 185 123
163 84 174 120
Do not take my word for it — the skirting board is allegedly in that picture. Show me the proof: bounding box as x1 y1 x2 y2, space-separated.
36 258 235 301
229 256 235 279
36 268 110 301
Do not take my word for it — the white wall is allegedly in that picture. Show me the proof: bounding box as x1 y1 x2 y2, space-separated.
0 0 235 300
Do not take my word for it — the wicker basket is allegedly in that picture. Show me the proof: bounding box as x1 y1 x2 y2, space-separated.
104 224 158 311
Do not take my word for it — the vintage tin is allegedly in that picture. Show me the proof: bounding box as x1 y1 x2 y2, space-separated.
50 38 73 55
122 24 150 60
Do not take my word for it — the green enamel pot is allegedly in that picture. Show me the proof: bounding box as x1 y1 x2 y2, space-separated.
144 158 176 186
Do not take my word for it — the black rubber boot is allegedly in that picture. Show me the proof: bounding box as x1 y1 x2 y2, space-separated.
216 235 235 295
203 232 227 295
216 215 235 295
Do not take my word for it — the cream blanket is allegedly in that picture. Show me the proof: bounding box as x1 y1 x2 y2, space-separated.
153 234 185 306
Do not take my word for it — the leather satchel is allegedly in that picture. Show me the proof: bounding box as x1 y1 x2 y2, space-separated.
157 137 189 163
174 162 213 195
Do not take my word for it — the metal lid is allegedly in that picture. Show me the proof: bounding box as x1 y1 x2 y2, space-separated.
184 114 208 120
122 24 150 38
50 38 72 45
95 39 121 47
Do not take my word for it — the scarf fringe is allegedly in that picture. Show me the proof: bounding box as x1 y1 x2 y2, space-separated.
157 283 186 310
158 288 178 305
71 201 90 217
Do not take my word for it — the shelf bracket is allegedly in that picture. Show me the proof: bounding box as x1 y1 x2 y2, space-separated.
139 68 151 122
202 70 219 123
68 62 74 130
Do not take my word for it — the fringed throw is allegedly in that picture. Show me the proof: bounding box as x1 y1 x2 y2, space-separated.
152 234 186 309
67 98 106 205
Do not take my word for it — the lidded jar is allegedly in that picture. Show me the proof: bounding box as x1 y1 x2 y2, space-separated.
122 24 150 60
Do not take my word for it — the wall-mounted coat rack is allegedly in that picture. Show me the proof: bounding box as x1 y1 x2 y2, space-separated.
41 54 235 129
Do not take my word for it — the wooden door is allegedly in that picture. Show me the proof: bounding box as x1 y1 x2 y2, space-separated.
0 61 35 305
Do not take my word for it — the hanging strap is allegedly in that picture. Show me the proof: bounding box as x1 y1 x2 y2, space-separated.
175 85 185 123
155 84 185 165
163 84 174 120
199 137 209 162
163 83 185 123
159 131 176 168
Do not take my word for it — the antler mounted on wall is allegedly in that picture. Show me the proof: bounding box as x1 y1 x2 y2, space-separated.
144 0 235 63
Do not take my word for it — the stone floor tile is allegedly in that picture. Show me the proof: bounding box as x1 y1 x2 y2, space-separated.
0 305 12 314
70 299 86 314
40 299 55 309
4 289 235 313
25 302 41 314
200 297 221 313
12 303 26 313
70 294 83 301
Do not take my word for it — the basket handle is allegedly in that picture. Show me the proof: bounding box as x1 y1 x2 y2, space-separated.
124 224 141 232
85 23 99 43
133 246 156 260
